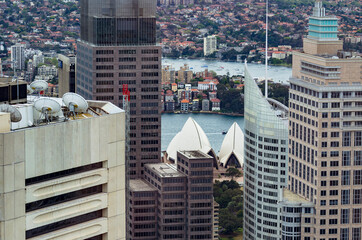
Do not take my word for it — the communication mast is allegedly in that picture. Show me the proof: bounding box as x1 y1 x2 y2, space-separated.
122 84 131 240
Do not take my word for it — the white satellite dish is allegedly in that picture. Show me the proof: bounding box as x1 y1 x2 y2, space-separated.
30 80 48 91
34 98 61 114
62 92 88 113
27 85 34 94
34 98 61 123
0 104 22 122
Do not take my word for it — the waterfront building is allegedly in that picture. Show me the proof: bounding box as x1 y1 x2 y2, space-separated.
202 99 210 111
11 43 26 70
77 0 161 179
204 35 217 56
286 1 362 239
218 122 244 168
210 98 221 111
243 64 289 240
37 65 58 76
192 99 199 111
180 99 189 112
0 96 126 239
58 54 76 97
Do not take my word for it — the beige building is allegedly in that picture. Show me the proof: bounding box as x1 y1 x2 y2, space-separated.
58 54 76 97
0 96 126 239
286 1 362 240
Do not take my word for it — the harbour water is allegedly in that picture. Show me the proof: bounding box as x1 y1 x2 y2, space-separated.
161 58 292 153
162 58 292 84
161 113 244 153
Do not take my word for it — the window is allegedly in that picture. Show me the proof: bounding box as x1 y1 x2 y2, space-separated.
343 132 351 146
342 171 350 185
354 189 361 204
322 122 328 128
331 112 340 118
341 228 349 240
119 50 136 54
354 170 362 185
352 228 361 240
322 112 328 118
331 132 339 138
352 208 361 223
355 132 362 146
342 190 350 205
343 151 351 166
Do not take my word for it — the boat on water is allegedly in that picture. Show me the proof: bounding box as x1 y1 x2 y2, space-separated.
222 131 227 134
201 65 208 68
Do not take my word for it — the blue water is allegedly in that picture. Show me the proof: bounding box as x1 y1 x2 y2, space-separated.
162 58 291 84
161 113 244 153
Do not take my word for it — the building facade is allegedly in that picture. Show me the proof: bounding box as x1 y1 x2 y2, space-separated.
129 150 215 240
287 1 362 239
58 54 76 96
11 43 25 70
77 0 162 178
0 97 126 239
203 35 217 56
243 65 289 240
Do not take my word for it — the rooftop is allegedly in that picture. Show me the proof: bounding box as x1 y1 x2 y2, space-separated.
178 150 212 159
145 163 185 178
0 95 123 132
281 189 314 206
129 179 156 192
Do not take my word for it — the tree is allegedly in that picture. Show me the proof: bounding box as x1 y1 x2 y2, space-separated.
225 167 242 180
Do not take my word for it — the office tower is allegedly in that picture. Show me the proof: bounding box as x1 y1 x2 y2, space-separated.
243 65 289 240
287 1 362 239
0 96 126 239
77 0 161 178
203 35 217 56
58 54 76 96
129 150 215 240
11 43 26 70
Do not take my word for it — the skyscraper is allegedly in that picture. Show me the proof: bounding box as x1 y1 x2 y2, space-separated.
287 1 362 239
77 0 161 178
0 96 126 240
243 64 289 240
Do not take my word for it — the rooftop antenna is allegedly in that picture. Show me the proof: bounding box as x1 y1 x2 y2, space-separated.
62 92 88 119
34 98 61 124
265 0 268 98
30 80 48 98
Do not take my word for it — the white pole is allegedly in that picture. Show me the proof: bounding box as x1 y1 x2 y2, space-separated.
265 0 268 98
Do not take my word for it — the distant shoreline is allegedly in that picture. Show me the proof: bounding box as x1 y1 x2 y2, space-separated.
162 111 244 117
162 57 292 68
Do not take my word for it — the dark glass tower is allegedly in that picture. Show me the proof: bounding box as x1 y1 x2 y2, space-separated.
77 0 161 179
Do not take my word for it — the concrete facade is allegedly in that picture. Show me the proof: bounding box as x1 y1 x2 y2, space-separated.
286 1 362 239
0 98 126 240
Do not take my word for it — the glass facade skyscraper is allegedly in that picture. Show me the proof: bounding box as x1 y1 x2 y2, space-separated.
243 65 289 240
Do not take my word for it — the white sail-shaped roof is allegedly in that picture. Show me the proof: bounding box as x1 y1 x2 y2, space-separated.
218 122 244 168
166 117 213 162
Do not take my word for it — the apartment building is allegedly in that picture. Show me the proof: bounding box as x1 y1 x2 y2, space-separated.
204 35 217 56
77 0 161 178
0 96 126 239
287 1 362 239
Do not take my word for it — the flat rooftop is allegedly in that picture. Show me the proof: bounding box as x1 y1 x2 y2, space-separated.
129 179 156 192
1 96 124 132
178 150 212 159
145 163 185 178
282 189 313 205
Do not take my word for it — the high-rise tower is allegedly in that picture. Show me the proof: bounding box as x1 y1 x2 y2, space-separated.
77 0 161 178
287 1 362 239
243 64 289 240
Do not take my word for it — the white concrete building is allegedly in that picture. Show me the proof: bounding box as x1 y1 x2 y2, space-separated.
204 35 217 56
11 43 26 70
0 96 126 239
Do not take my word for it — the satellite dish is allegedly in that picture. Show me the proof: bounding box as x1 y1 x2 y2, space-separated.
62 93 88 113
30 80 48 91
34 98 61 114
27 85 34 94
0 104 22 122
